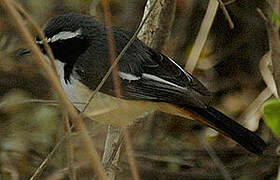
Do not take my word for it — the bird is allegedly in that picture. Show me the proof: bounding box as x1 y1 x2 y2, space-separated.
18 13 266 155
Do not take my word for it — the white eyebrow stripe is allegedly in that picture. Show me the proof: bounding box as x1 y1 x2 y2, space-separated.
35 28 82 44
118 72 141 81
50 28 82 42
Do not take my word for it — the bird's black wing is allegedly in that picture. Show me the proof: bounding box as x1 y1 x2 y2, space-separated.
75 27 210 108
116 48 210 108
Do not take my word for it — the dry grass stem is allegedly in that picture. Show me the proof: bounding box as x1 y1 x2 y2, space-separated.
63 112 77 180
0 99 89 109
256 8 269 22
184 0 219 73
217 0 234 29
0 99 58 109
0 1 106 179
29 135 65 180
102 0 121 97
238 87 272 131
237 51 280 131
12 1 58 77
259 51 278 97
224 0 237 5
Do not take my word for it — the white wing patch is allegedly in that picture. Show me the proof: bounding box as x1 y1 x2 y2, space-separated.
35 28 82 44
142 73 183 89
118 71 141 81
118 71 185 90
167 57 193 81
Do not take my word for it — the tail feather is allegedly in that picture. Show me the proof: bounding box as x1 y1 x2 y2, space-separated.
180 105 267 155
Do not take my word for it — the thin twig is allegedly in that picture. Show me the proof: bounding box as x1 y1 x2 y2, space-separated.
0 99 87 109
0 99 58 109
12 1 58 77
259 51 278 97
224 0 237 6
217 0 234 29
101 0 121 97
0 1 106 179
29 136 65 180
237 87 272 131
256 8 269 22
63 112 77 180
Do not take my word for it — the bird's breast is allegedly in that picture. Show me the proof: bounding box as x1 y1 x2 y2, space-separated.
54 60 158 127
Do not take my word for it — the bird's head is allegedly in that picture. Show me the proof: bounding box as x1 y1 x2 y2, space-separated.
18 13 99 64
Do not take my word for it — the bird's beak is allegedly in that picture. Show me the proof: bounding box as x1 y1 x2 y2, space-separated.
16 48 31 56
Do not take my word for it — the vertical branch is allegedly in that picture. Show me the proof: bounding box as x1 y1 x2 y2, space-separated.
138 0 176 51
102 126 123 179
265 1 280 178
266 0 280 95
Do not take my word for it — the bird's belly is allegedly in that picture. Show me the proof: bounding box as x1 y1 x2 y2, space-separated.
55 61 158 127
64 79 158 127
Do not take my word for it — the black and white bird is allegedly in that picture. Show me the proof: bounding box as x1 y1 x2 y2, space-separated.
19 13 266 155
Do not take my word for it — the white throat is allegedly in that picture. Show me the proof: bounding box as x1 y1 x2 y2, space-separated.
54 60 92 111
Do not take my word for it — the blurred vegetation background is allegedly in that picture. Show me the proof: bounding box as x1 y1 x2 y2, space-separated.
0 0 279 179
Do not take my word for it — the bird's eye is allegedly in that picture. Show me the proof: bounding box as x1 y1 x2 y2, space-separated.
35 36 43 44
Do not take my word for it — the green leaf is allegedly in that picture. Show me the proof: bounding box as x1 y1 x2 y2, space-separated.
263 99 280 137
270 12 280 27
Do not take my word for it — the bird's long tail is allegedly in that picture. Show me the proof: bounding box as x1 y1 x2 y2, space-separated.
161 104 267 155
